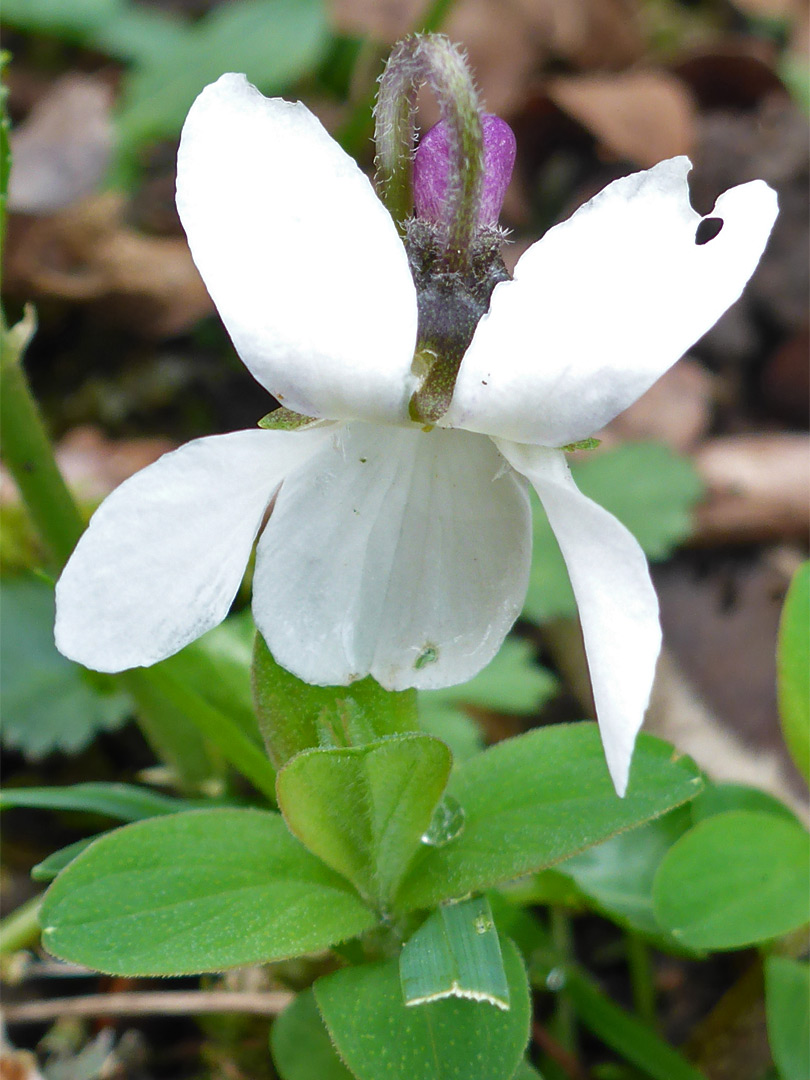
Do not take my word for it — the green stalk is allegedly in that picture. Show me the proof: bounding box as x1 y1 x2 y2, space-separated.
549 907 579 1055
141 667 277 804
336 0 461 161
541 963 709 1080
0 894 43 955
626 930 658 1030
0 307 84 570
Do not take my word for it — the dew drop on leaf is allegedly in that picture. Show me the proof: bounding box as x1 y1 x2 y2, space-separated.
421 794 465 846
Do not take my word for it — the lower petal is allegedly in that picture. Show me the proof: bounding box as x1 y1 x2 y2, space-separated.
253 424 531 691
55 427 330 672
497 440 661 796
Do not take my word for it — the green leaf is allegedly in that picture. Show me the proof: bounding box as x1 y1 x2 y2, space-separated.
0 576 129 759
253 632 418 767
92 6 187 64
765 956 810 1080
158 612 262 744
277 735 452 906
690 782 797 824
525 443 703 622
547 965 708 1080
419 638 558 762
32 839 95 882
1 0 123 37
39 808 377 975
142 666 277 803
511 1062 545 1080
0 782 206 821
272 989 354 1080
315 938 531 1080
423 637 558 716
400 895 509 1008
652 810 810 950
777 561 809 785
395 724 702 912
114 0 329 151
558 806 692 940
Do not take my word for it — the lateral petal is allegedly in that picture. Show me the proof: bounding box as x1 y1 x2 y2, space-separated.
497 440 661 795
176 74 418 423
55 428 330 672
446 158 777 446
253 424 531 690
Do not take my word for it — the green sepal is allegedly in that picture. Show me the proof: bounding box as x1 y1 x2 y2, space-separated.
276 734 452 907
561 437 601 452
400 895 509 1009
253 632 418 767
258 407 321 431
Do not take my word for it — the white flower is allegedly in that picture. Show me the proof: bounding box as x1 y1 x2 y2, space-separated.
54 73 777 794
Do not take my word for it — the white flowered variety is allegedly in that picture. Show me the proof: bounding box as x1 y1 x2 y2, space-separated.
54 73 778 795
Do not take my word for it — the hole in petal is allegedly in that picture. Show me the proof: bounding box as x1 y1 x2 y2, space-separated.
695 216 724 245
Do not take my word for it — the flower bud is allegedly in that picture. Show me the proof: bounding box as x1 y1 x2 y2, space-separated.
414 115 516 228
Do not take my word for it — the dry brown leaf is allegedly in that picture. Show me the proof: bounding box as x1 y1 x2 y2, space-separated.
692 434 810 545
726 0 803 20
4 194 213 339
510 0 645 71
8 74 114 215
546 70 696 167
330 0 646 117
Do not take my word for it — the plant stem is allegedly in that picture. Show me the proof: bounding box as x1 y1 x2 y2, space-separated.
549 907 579 1055
626 930 657 1030
3 989 294 1024
336 0 460 159
0 894 43 955
0 307 84 570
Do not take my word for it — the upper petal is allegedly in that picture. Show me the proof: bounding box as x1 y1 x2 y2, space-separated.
497 441 661 796
176 74 418 424
55 427 330 672
445 158 777 446
253 423 532 691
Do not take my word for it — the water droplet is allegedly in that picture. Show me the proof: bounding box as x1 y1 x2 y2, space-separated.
421 795 465 846
545 967 566 991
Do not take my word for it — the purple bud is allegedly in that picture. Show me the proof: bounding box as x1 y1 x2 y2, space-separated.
413 114 516 228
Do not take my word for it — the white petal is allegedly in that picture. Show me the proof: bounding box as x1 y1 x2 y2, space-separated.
497 441 661 795
176 74 418 424
253 424 531 690
55 428 330 672
446 158 778 446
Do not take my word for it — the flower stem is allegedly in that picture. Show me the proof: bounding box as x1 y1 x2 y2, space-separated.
549 906 579 1055
0 894 42 955
336 0 461 161
374 34 483 270
626 929 658 1030
0 306 84 571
